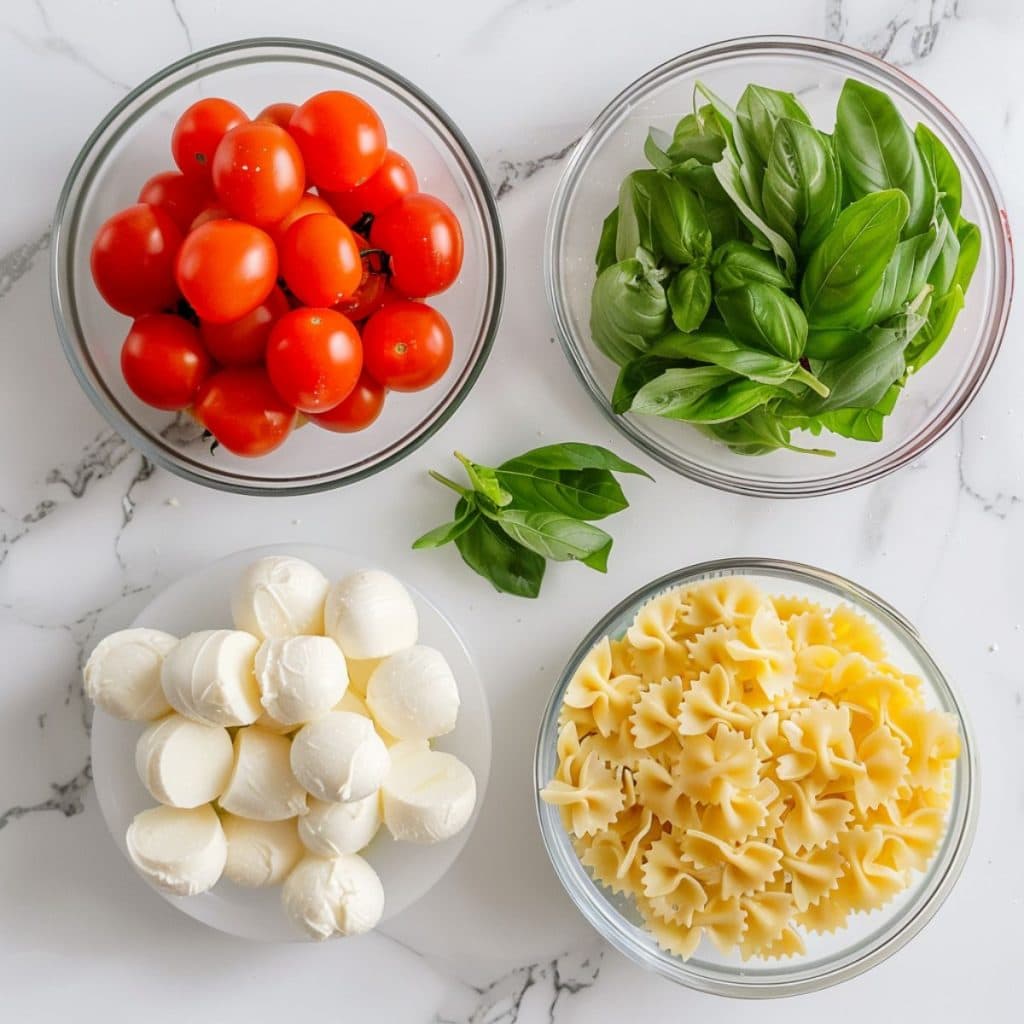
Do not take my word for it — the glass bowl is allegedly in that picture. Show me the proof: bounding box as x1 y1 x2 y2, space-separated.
534 558 977 998
51 38 504 496
545 36 1012 497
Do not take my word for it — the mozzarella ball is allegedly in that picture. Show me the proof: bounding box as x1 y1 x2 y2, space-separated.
298 794 381 857
382 749 476 844
282 854 384 940
126 804 227 896
366 646 460 740
255 635 348 726
290 711 389 803
160 629 262 727
222 814 303 888
219 726 307 821
324 570 418 660
84 628 176 720
231 556 329 640
135 715 233 808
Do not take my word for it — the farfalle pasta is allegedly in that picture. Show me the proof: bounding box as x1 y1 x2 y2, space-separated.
540 577 960 962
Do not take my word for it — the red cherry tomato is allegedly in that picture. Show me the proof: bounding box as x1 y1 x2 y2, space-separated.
137 172 212 234
171 98 247 182
309 371 386 433
279 213 362 307
266 307 362 413
323 150 418 225
90 204 182 316
255 102 298 130
335 271 388 323
268 192 334 246
176 220 277 324
369 193 463 297
361 300 452 391
199 286 289 366
211 122 305 226
120 314 211 410
189 205 231 230
193 366 296 456
288 91 386 191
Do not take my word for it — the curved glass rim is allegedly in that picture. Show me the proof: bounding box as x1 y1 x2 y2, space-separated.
544 34 1014 498
533 558 978 998
51 37 505 497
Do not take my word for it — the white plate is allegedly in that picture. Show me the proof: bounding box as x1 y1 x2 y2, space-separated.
92 543 492 942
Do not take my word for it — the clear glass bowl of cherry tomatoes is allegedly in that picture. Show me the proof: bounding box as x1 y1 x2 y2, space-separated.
51 38 504 494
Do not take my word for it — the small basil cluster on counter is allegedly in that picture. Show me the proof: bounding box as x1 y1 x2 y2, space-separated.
590 79 981 455
413 443 650 597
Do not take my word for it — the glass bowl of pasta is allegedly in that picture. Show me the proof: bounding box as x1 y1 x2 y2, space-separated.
534 559 976 997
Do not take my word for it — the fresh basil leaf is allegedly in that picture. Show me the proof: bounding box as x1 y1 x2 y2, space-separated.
696 81 766 218
595 207 619 274
454 452 512 507
612 355 676 414
865 224 943 323
616 170 712 265
504 442 651 478
615 171 656 260
800 189 909 328
672 162 741 247
631 368 780 423
906 285 964 371
927 210 961 296
715 282 808 361
667 112 727 165
954 218 981 294
581 538 613 573
762 117 842 255
814 381 903 441
915 122 962 224
412 502 480 549
492 509 613 567
707 407 835 456
835 79 935 237
644 127 675 170
495 463 628 521
667 265 712 332
590 255 669 365
711 241 790 292
453 507 546 598
804 327 869 360
737 84 812 165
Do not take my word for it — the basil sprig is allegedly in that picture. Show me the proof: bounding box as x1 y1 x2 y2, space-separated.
413 444 651 598
589 76 981 453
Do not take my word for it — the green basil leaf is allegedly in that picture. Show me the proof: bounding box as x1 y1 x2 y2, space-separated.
667 112 727 165
595 207 619 274
412 502 480 549
696 81 766 218
706 407 835 456
612 355 677 414
495 463 628 521
671 162 741 247
814 381 903 442
711 241 790 292
800 189 909 328
915 122 962 224
590 256 669 365
667 265 712 332
453 508 546 598
615 172 656 260
835 79 936 237
581 538 613 573
761 117 842 255
927 210 961 296
644 127 675 170
631 369 780 423
715 281 808 361
804 327 869 360
492 510 612 566
503 442 651 477
906 285 965 371
954 218 981 294
455 452 512 507
616 170 712 265
865 224 943 323
737 84 812 165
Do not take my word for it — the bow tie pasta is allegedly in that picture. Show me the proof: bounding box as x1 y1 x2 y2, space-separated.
540 577 960 962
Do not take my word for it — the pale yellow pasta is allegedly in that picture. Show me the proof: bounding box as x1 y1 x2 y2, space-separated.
541 578 960 963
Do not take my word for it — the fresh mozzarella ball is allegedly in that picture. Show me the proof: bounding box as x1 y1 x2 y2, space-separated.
290 712 390 803
160 629 262 727
255 635 348 726
324 570 418 660
219 726 308 821
282 854 384 939
382 749 476 844
366 646 460 741
222 814 303 888
231 556 329 640
125 804 227 896
135 715 233 808
345 658 381 697
298 794 381 857
84 628 176 721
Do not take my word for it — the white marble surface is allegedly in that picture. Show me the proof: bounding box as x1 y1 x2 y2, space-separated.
1 0 1022 1019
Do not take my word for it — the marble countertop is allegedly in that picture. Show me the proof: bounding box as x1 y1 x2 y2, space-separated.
2 0 1021 1019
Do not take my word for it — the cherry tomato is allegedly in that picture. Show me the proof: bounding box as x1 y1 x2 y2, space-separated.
309 371 386 433
255 102 298 129
194 366 297 457
266 307 362 413
171 98 247 182
323 150 418 225
211 121 305 225
369 193 463 297
190 205 231 230
288 91 386 191
199 286 289 366
268 192 334 246
176 220 277 323
91 204 182 316
120 314 211 410
137 171 212 234
335 271 387 322
279 213 362 307
361 300 452 391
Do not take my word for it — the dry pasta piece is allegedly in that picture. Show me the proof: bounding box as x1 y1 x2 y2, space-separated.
541 731 625 839
795 888 854 934
780 779 854 853
674 725 760 805
761 925 807 960
777 702 865 790
852 724 909 813
786 610 834 652
641 832 712 927
833 826 906 913
680 830 783 900
579 717 642 773
699 778 779 844
677 664 758 736
830 604 886 661
869 798 947 872
579 805 660 896
724 606 797 706
771 594 829 620
739 889 793 960
562 637 641 737
626 590 689 682
637 894 704 959
890 706 961 791
679 576 768 632
691 893 746 953
630 676 685 750
634 757 700 830
782 842 844 912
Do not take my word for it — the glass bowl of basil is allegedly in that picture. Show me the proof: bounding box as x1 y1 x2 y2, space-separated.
545 36 1012 497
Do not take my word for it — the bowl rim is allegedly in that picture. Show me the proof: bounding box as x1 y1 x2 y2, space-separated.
544 34 1014 498
51 36 505 497
533 557 979 998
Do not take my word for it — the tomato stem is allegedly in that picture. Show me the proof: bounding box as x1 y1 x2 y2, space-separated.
352 212 374 236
